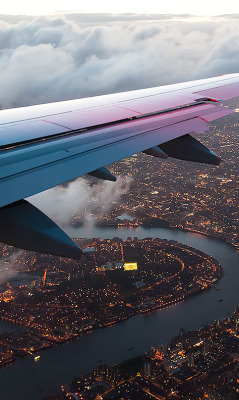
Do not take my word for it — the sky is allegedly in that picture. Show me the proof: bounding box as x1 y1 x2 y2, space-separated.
1 13 239 110
1 0 239 16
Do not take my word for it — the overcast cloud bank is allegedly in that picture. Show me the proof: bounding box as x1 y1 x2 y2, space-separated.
0 14 239 109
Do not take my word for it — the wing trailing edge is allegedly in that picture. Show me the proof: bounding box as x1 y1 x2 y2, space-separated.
0 74 239 258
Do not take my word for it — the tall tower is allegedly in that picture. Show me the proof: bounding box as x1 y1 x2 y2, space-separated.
120 243 124 263
188 352 194 368
93 253 98 269
42 268 47 286
179 327 185 337
236 321 239 336
144 359 152 377
164 355 171 371
203 340 210 355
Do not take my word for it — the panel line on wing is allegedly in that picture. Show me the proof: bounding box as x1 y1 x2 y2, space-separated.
0 116 208 181
41 119 71 130
0 101 216 151
113 105 143 115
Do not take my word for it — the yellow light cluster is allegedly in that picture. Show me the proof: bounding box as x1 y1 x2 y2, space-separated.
123 262 138 271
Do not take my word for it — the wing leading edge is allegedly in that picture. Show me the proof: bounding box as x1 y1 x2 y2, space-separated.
0 73 239 258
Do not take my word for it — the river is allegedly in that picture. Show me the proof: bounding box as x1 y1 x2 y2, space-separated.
0 226 239 400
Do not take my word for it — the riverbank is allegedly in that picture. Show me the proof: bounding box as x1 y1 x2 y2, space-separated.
0 226 239 400
0 239 222 368
171 225 239 252
0 283 214 358
75 216 239 253
53 308 239 400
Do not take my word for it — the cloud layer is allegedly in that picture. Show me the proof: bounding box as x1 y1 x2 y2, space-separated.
0 250 24 283
0 14 239 109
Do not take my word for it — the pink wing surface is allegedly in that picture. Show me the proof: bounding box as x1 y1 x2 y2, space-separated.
0 73 238 257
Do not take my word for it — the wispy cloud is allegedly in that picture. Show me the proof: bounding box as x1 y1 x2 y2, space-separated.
0 251 24 283
29 176 132 226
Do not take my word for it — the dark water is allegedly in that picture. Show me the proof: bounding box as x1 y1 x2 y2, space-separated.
1 227 239 400
0 321 17 334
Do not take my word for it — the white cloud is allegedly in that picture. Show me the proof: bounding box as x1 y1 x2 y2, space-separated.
29 176 132 226
0 251 24 283
0 14 239 110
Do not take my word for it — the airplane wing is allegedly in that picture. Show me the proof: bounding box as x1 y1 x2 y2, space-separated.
0 73 239 258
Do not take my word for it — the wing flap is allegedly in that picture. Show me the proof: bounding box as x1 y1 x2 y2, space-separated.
198 107 233 122
42 105 141 131
114 93 195 114
194 81 239 101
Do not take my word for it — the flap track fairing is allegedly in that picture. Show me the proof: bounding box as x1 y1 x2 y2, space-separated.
0 200 83 259
159 134 221 165
143 146 168 159
88 167 117 181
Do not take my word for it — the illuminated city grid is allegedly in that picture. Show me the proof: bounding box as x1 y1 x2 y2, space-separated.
60 308 239 400
0 238 221 366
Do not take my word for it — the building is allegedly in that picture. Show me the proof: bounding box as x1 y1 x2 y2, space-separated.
144 359 152 377
188 352 194 367
164 355 172 371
